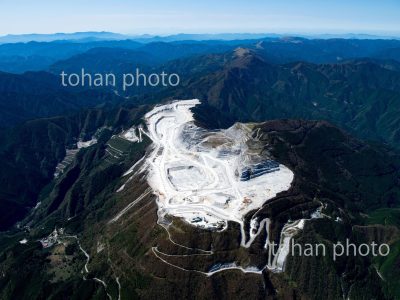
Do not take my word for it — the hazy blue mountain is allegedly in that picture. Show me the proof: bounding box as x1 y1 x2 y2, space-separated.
0 31 130 44
250 37 400 63
3 37 400 74
2 31 399 45
0 40 143 73
48 41 235 73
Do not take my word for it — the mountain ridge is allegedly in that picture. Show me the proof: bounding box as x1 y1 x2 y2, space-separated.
161 50 400 149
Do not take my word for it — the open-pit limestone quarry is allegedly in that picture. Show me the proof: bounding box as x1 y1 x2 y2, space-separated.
144 99 294 232
112 99 321 273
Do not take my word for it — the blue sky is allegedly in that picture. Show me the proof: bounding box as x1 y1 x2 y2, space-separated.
1 0 399 35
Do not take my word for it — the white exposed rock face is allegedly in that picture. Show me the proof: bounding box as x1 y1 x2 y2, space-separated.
77 138 97 149
144 99 294 233
121 127 141 142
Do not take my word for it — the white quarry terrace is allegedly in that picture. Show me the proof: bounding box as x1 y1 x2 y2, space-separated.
144 99 294 232
54 137 98 178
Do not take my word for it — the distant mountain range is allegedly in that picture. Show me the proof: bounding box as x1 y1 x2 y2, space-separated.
0 32 129 44
0 40 143 73
1 31 399 45
1 36 400 74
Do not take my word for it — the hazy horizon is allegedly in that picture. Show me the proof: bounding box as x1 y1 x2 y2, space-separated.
1 31 400 41
1 0 399 36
